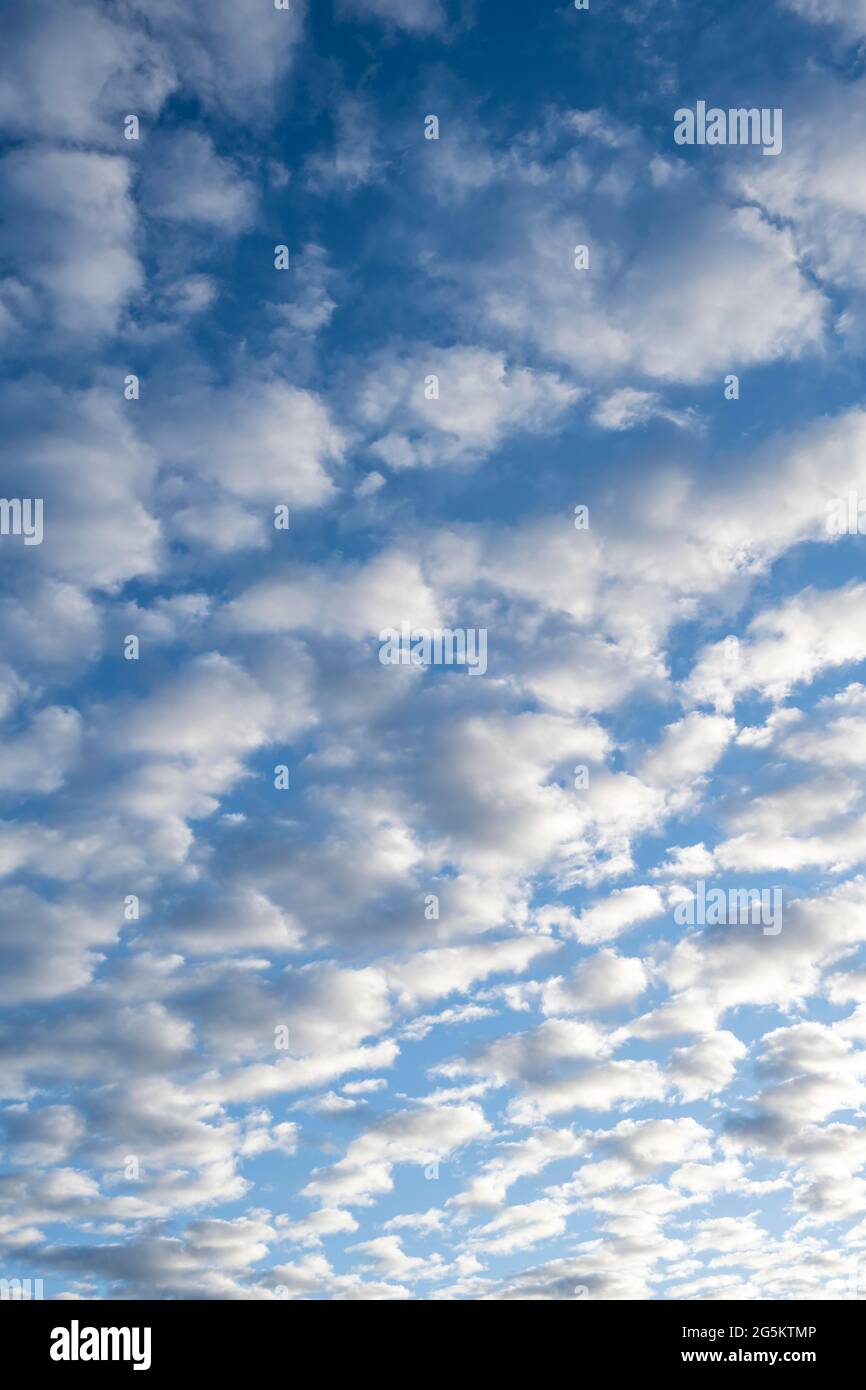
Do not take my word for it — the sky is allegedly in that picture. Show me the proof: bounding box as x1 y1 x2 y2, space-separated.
2 0 866 1302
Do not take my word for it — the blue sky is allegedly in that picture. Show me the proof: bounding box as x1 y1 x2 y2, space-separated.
2 0 866 1300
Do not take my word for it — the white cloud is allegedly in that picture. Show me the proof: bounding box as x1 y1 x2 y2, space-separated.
127 0 305 120
572 886 665 945
4 0 866 1305
360 347 582 470
305 96 384 194
143 131 256 231
478 201 825 385
0 383 160 591
0 2 175 144
685 584 866 712
155 376 344 508
0 707 81 794
591 388 698 432
0 149 141 338
302 1103 490 1208
540 950 650 1015
386 937 561 1006
782 0 866 39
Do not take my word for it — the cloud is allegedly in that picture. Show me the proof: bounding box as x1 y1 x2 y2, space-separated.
0 707 82 794
0 149 141 339
450 1128 585 1210
127 0 306 120
142 131 256 231
0 380 160 589
302 1103 490 1207
3 0 866 1304
348 1233 447 1280
541 950 650 1015
730 74 866 306
669 1033 747 1103
0 1 175 144
304 96 385 194
572 887 665 945
152 375 344 508
685 584 866 712
467 157 825 384
0 887 118 1005
269 244 337 336
36 1215 280 1299
386 937 561 1006
782 0 866 40
591 388 698 432
337 0 447 35
359 347 582 470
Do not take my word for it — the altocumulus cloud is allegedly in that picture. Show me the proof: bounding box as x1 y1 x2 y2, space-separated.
1 0 866 1304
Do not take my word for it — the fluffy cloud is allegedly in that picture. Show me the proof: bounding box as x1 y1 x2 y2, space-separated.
360 347 581 470
152 376 344 508
0 1 175 144
142 131 256 231
571 887 665 945
782 0 866 39
0 149 141 339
